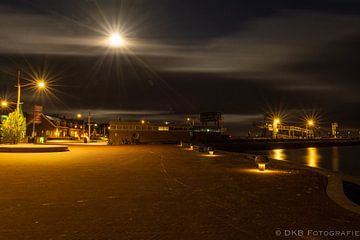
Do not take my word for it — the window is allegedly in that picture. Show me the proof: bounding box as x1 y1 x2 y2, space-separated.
158 126 169 131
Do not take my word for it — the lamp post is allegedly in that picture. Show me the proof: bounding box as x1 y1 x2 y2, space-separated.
77 113 85 137
13 70 47 143
307 120 314 139
273 118 280 139
88 112 91 140
186 117 195 126
31 80 46 138
16 70 21 115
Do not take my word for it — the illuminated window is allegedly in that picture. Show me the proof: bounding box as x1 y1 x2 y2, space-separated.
158 126 169 131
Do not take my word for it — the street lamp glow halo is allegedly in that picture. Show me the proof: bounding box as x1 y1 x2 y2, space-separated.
1 100 8 108
107 32 126 48
37 80 46 90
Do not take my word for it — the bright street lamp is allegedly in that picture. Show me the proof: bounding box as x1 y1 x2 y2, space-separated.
1 100 8 108
306 119 315 139
37 80 46 90
272 117 281 139
108 32 125 48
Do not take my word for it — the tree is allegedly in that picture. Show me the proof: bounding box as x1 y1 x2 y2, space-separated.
1 109 26 144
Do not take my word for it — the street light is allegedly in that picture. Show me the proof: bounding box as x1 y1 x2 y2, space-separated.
306 119 315 139
77 113 86 138
108 32 126 48
1 100 8 108
14 71 47 143
272 117 281 139
37 80 46 90
186 117 195 126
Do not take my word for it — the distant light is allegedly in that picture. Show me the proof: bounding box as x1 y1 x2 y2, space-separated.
108 32 125 48
186 117 191 121
165 121 170 125
141 120 145 124
209 150 214 155
77 113 82 118
307 120 314 126
273 118 280 124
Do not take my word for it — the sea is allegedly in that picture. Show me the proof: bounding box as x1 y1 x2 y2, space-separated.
257 145 360 177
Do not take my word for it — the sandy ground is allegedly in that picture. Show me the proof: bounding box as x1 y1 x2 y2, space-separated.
0 145 358 240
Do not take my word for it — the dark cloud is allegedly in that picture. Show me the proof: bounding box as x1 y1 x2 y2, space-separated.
0 0 360 134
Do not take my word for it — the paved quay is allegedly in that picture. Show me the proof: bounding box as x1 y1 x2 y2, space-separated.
0 145 358 240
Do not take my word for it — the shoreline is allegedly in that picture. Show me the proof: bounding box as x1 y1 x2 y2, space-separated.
215 148 360 214
214 139 360 151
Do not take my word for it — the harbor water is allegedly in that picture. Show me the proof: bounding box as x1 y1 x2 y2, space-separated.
258 145 360 177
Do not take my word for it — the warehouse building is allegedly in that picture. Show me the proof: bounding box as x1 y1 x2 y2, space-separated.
109 120 191 144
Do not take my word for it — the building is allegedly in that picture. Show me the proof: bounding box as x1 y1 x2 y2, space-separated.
108 120 191 144
191 112 228 143
26 113 84 139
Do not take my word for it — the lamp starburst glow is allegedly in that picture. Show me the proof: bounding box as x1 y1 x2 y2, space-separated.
1 100 8 108
108 32 125 48
37 80 46 90
273 118 280 124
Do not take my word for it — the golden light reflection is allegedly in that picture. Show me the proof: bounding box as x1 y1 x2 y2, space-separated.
306 147 321 168
271 149 286 161
332 147 339 172
200 154 222 158
234 168 292 174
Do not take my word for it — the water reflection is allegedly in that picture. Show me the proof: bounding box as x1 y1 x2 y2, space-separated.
305 147 321 168
261 146 360 177
332 147 339 172
271 149 286 161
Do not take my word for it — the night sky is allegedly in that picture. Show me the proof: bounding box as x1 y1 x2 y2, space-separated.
0 0 360 135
